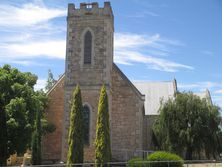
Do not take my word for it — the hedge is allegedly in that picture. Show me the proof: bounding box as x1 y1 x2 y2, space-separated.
127 157 146 167
127 151 183 167
147 151 183 167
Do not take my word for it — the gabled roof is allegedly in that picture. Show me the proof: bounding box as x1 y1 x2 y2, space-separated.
47 74 65 95
194 89 212 105
133 81 177 115
113 63 145 101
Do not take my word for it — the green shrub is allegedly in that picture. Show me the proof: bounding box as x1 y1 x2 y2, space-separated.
147 151 183 167
95 85 111 167
66 85 84 166
127 157 146 167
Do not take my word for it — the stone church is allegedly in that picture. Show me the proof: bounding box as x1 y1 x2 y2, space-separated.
42 2 212 163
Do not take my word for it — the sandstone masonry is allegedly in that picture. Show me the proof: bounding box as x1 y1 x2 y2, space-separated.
42 2 147 163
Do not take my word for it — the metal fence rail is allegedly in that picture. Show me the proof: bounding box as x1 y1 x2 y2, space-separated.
111 149 154 161
3 160 222 167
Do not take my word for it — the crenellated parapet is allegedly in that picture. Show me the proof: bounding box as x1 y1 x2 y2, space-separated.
67 2 113 18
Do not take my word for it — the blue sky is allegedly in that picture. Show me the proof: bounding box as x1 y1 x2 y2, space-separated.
0 0 222 107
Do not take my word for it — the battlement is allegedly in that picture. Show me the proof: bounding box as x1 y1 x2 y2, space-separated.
67 2 113 17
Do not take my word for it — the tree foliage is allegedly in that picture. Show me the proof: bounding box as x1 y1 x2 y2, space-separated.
0 64 50 165
31 109 42 165
0 92 7 166
95 85 111 166
127 151 183 167
127 157 144 167
147 151 183 167
153 92 222 160
66 85 84 166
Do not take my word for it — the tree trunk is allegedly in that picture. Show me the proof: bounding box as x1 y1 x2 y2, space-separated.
186 146 193 160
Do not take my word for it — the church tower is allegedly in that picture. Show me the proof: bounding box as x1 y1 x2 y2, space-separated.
62 2 114 161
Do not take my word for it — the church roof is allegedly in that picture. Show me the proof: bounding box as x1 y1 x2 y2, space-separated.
133 80 213 115
133 80 177 115
47 74 65 95
194 89 212 105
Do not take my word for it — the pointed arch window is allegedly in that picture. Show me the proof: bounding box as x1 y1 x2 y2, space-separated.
84 31 92 64
83 105 90 145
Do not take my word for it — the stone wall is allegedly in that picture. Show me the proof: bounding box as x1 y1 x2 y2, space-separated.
42 76 65 162
42 77 110 162
111 65 145 161
143 115 158 150
62 2 114 162
63 87 103 162
42 64 146 162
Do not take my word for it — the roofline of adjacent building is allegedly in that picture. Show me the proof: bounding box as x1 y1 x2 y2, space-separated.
46 74 65 95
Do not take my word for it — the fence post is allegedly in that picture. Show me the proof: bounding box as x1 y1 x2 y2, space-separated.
168 161 169 167
125 150 128 161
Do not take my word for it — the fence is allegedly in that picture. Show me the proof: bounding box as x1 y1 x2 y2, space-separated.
3 160 222 167
112 149 154 161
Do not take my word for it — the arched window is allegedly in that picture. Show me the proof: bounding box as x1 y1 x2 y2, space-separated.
83 105 90 145
84 31 92 64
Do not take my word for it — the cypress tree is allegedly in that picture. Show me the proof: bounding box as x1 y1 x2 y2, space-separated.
0 104 7 166
31 109 42 165
31 131 38 164
66 85 84 166
95 85 111 167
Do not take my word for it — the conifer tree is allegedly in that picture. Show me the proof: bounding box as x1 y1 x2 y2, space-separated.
45 69 56 91
0 93 7 166
66 85 84 166
95 85 111 167
31 109 42 165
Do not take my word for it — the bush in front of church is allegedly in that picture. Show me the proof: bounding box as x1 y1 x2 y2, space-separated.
127 157 145 167
95 85 111 167
66 85 84 166
147 151 184 167
128 151 183 167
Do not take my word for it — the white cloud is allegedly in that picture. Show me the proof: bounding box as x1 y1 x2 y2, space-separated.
124 11 159 18
178 82 221 90
145 11 159 17
1 32 193 73
212 96 222 101
211 96 222 107
0 3 66 27
178 82 222 108
34 78 46 91
114 33 193 72
115 33 184 49
114 50 193 72
0 2 192 73
0 1 67 64
0 40 66 60
114 33 160 49
177 83 199 89
10 60 36 66
215 89 222 94
202 50 214 56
